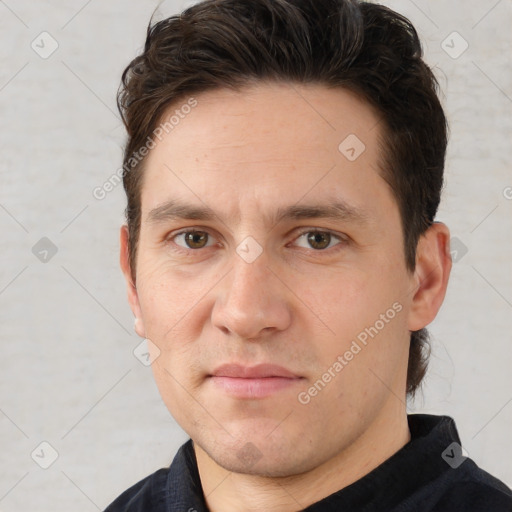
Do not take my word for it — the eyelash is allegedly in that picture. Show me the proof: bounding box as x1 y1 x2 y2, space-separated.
166 227 348 255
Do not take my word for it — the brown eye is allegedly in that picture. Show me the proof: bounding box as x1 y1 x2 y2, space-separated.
307 231 332 250
293 230 345 252
185 231 208 248
174 231 211 249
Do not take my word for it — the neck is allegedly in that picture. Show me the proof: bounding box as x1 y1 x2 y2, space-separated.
194 398 411 512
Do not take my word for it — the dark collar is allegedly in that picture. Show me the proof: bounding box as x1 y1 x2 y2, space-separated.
165 414 462 512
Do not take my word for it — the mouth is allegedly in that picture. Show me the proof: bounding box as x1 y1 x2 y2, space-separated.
207 363 304 399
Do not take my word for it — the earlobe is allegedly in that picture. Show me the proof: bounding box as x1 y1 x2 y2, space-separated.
120 225 146 337
407 222 452 332
134 317 146 338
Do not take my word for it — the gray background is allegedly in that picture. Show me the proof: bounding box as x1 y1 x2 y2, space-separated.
0 0 511 510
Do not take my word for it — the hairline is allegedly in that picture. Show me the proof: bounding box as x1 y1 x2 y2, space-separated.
127 82 414 280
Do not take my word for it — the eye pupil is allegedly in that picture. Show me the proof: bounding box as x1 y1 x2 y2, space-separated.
180 231 337 251
308 232 330 250
185 231 208 249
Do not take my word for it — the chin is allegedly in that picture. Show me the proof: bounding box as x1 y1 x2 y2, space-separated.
196 425 321 478
211 446 311 478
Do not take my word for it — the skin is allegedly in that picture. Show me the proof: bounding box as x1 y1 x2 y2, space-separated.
120 82 452 512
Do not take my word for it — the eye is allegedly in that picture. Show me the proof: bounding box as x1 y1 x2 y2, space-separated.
293 230 345 251
172 230 215 250
168 228 346 254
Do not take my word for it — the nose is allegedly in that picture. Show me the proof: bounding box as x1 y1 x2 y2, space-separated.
211 250 292 340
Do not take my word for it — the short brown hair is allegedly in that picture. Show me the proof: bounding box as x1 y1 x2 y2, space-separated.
117 0 448 397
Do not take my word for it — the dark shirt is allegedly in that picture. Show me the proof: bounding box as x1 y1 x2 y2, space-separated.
104 414 512 511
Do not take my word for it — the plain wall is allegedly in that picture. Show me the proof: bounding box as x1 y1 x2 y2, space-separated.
0 0 510 510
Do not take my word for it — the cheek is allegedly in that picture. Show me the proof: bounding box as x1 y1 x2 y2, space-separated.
305 259 409 372
313 266 399 328
135 260 221 383
150 357 201 429
136 256 210 338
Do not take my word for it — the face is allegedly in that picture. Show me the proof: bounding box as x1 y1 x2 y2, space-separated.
122 82 425 477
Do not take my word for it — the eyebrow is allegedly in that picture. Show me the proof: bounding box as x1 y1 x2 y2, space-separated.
146 198 370 227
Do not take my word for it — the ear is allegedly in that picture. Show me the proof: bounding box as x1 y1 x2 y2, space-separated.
120 225 146 338
407 222 452 332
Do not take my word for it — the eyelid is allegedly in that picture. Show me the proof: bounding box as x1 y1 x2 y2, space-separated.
166 226 348 254
292 226 348 240
289 227 348 250
169 227 219 251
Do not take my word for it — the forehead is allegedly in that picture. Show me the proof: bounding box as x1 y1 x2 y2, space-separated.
151 82 381 157
139 82 395 226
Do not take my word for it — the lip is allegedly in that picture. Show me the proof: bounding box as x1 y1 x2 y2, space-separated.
211 363 301 379
208 364 303 399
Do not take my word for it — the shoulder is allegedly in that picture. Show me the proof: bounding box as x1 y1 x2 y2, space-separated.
432 459 512 511
103 467 169 512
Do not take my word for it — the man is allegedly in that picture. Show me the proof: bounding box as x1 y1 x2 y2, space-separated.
105 0 512 510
